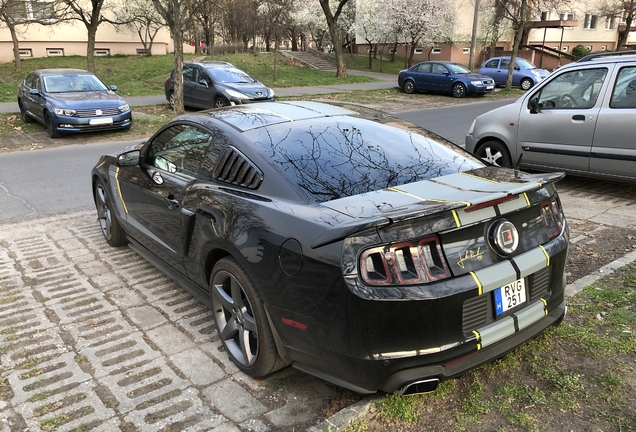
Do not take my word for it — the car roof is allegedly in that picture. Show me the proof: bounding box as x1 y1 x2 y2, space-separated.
185 60 235 69
33 69 92 75
576 50 636 63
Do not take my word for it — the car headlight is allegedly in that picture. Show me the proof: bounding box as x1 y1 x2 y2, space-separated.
119 104 130 112
226 89 251 99
53 108 76 116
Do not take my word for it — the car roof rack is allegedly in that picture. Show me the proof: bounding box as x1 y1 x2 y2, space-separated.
577 50 636 62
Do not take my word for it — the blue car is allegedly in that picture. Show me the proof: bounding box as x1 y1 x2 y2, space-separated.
398 61 495 98
18 69 132 138
477 57 550 90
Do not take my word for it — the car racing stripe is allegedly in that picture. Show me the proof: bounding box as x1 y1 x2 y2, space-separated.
469 271 483 295
470 260 517 294
472 330 482 350
476 315 516 347
387 187 468 228
115 167 128 214
514 300 547 330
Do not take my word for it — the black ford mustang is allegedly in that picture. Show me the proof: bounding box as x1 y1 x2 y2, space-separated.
92 101 568 395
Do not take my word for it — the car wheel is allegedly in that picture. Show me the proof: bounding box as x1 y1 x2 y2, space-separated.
520 78 534 91
94 180 127 247
403 80 416 94
213 96 228 108
475 140 512 168
168 91 176 110
44 113 61 138
18 100 34 123
452 82 467 98
210 257 285 376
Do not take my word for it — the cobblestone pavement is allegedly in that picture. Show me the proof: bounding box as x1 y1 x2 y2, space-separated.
0 212 356 432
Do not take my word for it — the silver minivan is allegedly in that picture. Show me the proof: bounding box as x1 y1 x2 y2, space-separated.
466 51 636 182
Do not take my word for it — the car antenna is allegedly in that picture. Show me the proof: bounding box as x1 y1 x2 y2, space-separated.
514 154 523 178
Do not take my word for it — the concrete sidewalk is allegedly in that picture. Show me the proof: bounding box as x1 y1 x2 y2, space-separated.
0 70 398 114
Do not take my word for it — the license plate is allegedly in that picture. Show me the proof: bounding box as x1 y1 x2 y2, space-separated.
90 117 113 125
486 85 494 90
494 278 526 315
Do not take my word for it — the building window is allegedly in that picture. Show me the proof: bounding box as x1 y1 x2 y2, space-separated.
562 46 569 52
19 49 32 57
584 13 598 29
463 47 470 54
587 45 593 50
605 16 616 30
601 45 607 51
136 49 146 55
46 48 64 57
540 11 549 21
431 48 442 54
560 12 574 20
94 49 110 56
414 48 423 54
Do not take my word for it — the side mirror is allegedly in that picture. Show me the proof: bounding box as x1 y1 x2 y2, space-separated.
117 150 140 167
529 97 540 114
198 79 209 88
110 85 118 92
30 88 40 95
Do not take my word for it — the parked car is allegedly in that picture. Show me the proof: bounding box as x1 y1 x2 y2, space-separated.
164 61 275 109
398 61 495 98
17 69 132 138
92 101 568 395
466 51 636 182
477 56 550 90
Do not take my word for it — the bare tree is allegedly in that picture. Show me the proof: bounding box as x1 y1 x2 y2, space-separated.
0 0 57 71
318 0 350 78
599 0 636 49
152 0 190 114
117 0 165 56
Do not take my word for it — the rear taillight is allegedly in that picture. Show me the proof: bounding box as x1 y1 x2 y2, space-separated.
541 195 565 239
360 236 451 286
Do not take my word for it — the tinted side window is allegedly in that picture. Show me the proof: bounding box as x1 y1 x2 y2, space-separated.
536 68 608 109
183 66 197 82
484 60 499 68
146 124 212 177
432 64 448 74
610 66 636 108
500 59 511 69
25 73 36 88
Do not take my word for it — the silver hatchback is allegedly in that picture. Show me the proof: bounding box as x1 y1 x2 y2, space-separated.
466 51 636 182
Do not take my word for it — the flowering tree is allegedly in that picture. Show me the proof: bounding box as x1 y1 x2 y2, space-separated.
387 0 456 67
598 0 636 49
354 0 393 69
292 0 329 50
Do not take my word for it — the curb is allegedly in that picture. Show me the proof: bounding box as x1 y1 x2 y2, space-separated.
307 249 636 431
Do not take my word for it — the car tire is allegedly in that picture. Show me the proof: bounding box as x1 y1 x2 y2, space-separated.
452 83 467 98
168 91 176 110
475 140 513 168
403 80 416 94
45 113 61 138
18 100 34 123
213 96 228 108
94 179 127 247
210 257 286 377
520 78 534 91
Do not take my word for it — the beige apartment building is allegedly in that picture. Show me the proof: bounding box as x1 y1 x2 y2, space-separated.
1 0 635 68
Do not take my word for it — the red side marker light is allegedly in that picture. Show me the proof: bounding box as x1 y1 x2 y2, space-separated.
282 318 308 330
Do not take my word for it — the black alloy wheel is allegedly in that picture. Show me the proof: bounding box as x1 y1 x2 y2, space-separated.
452 82 467 98
94 180 127 247
475 140 513 168
19 101 34 123
45 113 61 138
210 257 285 376
403 80 416 94
213 96 228 108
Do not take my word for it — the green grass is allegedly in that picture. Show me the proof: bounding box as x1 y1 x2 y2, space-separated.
0 52 380 103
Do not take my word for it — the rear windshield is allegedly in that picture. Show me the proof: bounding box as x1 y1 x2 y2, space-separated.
248 116 483 203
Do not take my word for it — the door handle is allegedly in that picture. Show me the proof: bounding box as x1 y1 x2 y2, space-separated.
572 114 585 121
165 195 180 209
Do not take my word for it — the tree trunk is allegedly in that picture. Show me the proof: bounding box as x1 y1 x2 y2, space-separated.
617 15 633 49
506 0 527 89
7 20 21 72
319 0 347 78
87 25 97 73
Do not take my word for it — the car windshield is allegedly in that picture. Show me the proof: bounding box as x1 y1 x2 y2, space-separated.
516 58 537 70
447 63 472 74
249 117 483 203
43 74 108 93
207 67 256 84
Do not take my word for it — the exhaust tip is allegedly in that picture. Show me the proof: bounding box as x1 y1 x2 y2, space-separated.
396 378 439 396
